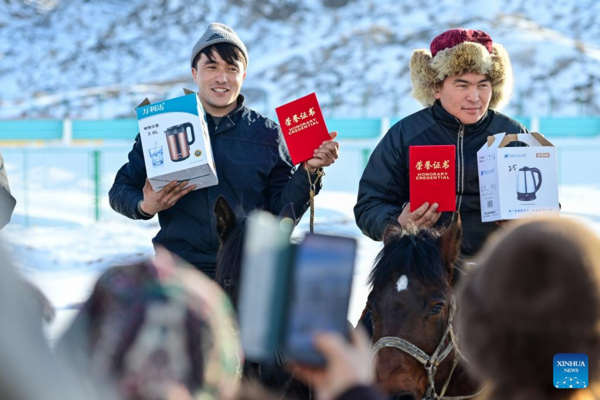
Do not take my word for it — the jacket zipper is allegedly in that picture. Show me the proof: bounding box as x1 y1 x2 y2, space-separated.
456 124 465 213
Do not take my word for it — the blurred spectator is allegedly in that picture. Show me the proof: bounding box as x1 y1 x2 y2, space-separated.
21 277 56 324
457 217 600 400
292 328 385 400
232 381 285 400
57 247 243 400
0 150 16 229
0 243 88 400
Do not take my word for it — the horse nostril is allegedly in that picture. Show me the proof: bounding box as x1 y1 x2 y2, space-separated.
394 393 417 400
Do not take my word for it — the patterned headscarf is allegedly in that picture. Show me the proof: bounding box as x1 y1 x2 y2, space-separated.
58 248 242 400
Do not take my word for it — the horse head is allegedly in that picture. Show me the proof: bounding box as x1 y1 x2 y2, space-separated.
368 217 470 400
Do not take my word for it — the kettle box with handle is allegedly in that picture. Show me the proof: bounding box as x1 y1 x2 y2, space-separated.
477 132 559 222
136 89 218 192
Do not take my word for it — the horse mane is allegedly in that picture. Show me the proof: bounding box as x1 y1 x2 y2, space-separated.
214 196 297 309
215 208 247 304
368 227 451 291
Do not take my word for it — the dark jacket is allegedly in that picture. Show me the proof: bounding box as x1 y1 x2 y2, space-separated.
354 101 527 256
109 96 322 277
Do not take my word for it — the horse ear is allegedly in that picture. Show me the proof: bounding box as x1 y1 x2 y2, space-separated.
279 203 296 223
383 217 403 247
214 195 237 244
439 213 462 272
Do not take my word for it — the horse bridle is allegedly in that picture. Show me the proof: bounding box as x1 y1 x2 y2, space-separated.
371 295 484 400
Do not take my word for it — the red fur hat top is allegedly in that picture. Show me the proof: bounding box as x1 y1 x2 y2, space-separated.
430 28 492 57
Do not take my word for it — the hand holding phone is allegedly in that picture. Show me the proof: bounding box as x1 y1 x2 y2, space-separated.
292 328 374 400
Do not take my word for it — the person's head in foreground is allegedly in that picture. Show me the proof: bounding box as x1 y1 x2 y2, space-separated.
0 243 89 400
58 248 242 400
457 217 600 400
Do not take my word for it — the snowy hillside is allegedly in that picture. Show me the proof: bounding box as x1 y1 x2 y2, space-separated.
1 0 600 119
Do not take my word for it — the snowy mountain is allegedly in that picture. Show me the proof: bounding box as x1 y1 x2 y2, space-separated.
1 0 600 119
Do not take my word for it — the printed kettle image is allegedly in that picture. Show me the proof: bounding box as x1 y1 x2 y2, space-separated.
516 166 542 201
166 122 195 162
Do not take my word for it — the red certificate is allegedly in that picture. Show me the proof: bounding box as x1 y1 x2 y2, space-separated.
409 145 456 212
276 93 330 165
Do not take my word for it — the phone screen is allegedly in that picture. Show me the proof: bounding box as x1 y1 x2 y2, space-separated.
283 234 357 365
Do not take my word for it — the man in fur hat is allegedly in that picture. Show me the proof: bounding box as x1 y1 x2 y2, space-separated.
354 28 527 256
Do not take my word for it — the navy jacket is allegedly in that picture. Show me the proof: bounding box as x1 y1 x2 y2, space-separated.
109 96 322 277
354 101 527 256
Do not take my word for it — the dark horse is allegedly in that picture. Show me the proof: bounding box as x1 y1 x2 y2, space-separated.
366 218 480 400
213 196 311 400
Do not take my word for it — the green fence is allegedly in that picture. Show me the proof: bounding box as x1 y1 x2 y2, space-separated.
538 117 600 137
72 119 139 141
325 118 382 139
2 142 600 227
2 117 600 142
0 118 386 142
1 116 599 226
0 120 64 140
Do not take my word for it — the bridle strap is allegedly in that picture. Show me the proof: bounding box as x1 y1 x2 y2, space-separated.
371 296 457 367
371 296 482 400
371 335 454 367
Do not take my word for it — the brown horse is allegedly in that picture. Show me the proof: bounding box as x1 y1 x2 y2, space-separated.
366 218 481 400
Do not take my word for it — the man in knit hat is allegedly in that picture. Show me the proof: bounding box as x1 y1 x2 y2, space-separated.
110 23 339 278
354 28 527 256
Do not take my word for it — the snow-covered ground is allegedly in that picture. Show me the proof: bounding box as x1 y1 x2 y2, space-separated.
2 137 600 342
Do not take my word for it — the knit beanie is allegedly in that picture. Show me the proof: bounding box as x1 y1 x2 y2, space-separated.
191 22 248 68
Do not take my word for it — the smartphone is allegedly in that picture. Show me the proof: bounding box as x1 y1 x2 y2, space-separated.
282 233 357 366
237 210 294 362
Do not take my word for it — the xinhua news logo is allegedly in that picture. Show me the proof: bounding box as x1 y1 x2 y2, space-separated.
554 354 588 389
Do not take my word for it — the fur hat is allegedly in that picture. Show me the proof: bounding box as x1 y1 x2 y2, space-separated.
457 217 600 400
410 28 513 110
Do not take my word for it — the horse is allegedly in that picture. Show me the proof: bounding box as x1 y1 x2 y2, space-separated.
213 195 311 400
365 217 481 400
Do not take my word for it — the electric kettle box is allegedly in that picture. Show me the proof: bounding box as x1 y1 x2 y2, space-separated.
477 132 559 222
136 90 217 191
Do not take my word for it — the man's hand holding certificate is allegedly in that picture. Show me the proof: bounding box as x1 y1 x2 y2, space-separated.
276 93 339 172
398 145 456 229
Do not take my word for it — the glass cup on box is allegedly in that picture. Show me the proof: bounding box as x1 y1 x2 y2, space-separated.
148 146 164 167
